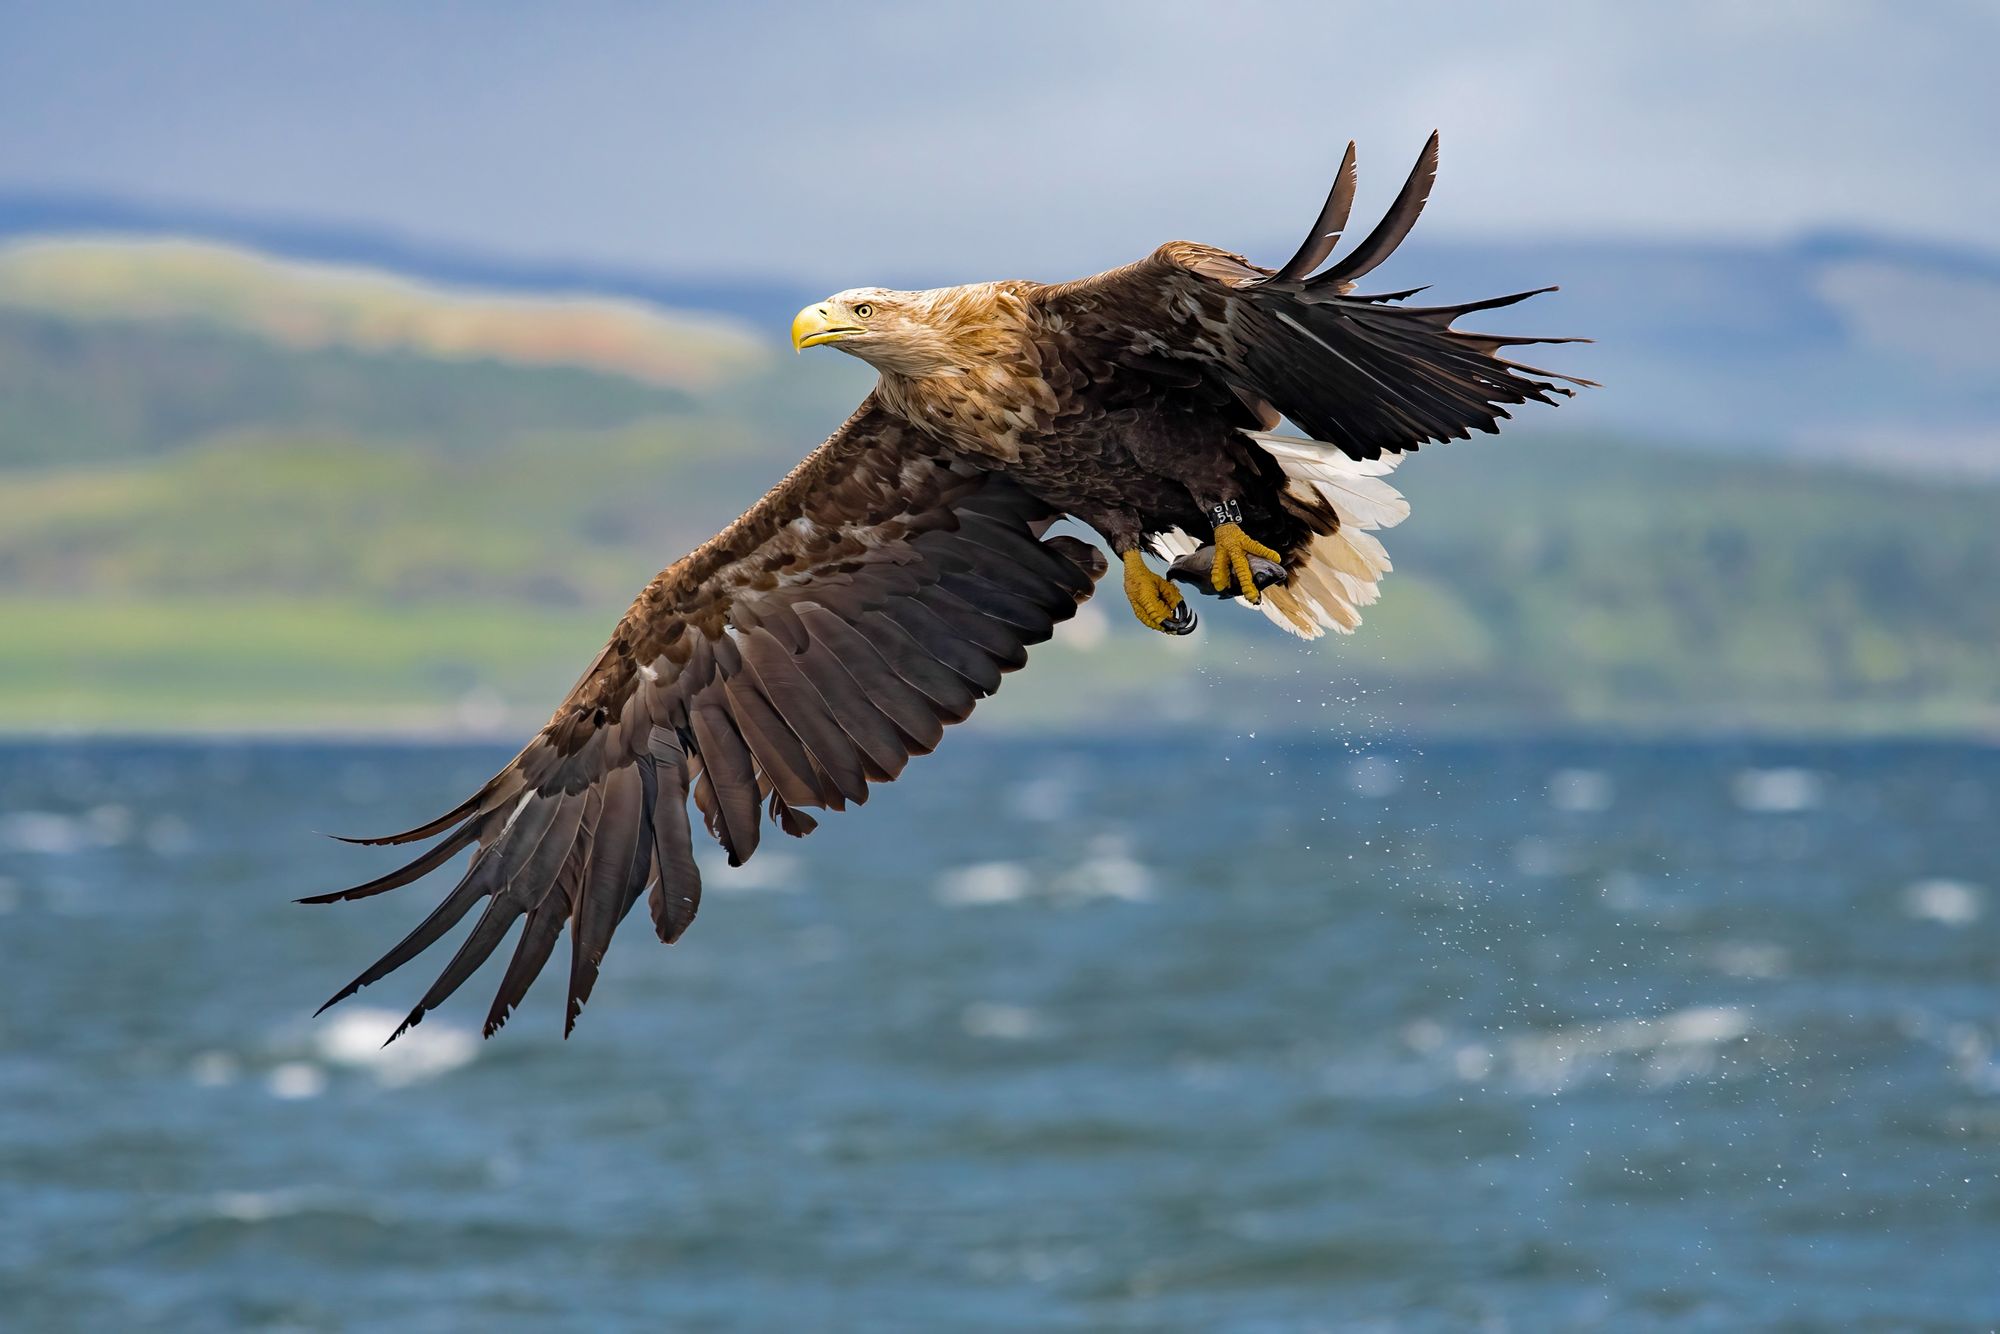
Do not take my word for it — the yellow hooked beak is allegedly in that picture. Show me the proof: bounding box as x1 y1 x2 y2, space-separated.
791 303 862 352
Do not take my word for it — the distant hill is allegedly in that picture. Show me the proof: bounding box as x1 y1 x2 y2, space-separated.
0 238 772 463
0 238 765 389
5 190 1997 472
0 230 1995 737
0 307 722 464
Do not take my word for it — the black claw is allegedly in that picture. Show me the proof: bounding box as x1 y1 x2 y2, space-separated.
1160 600 1198 635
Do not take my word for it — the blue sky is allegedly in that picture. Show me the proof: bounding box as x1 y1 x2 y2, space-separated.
2 2 1994 279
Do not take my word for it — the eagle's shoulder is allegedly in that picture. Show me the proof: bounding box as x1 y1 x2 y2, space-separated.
1025 244 1268 327
1149 241 1268 288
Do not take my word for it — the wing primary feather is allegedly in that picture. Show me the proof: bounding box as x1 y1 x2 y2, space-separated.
645 743 703 944
1401 285 1559 320
564 765 651 1036
481 793 598 1037
315 790 571 1015
1294 312 1499 430
721 672 835 809
934 570 1058 637
953 513 1096 595
334 786 493 847
858 610 980 720
798 607 946 753
788 647 909 782
689 698 763 864
1347 285 1431 304
914 587 1032 668
1265 140 1359 284
480 867 575 1038
1039 535 1109 590
770 790 818 838
315 846 500 1014
626 752 664 923
298 816 483 904
1316 131 1440 288
740 636 873 804
915 531 1071 610
388 793 588 1040
1342 303 1590 399
881 599 1006 692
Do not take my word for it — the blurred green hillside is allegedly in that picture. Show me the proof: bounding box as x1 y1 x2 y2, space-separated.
3 238 1995 736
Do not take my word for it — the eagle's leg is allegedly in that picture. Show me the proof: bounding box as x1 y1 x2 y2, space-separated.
1203 498 1283 605
1075 506 1194 634
1120 548 1196 635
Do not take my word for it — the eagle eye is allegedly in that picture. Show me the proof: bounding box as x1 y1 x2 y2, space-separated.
853 302 874 319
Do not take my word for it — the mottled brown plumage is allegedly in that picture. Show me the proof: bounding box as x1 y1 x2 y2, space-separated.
308 134 1586 1038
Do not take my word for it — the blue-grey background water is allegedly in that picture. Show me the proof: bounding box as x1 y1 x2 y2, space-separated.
1 736 1995 1332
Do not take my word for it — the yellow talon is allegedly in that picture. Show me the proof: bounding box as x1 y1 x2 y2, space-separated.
1121 549 1192 634
1210 522 1283 603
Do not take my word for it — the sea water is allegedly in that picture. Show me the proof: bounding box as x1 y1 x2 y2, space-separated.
0 737 1994 1331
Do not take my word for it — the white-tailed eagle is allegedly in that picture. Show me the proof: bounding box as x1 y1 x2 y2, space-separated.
306 134 1588 1039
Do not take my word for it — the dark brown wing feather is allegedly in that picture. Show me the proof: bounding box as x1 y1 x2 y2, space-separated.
1314 131 1439 290
308 397 1105 1038
1261 140 1358 284
1032 133 1591 462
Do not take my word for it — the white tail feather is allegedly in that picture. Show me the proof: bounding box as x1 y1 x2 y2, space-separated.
1142 433 1414 640
1250 431 1411 529
1251 431 1412 640
1339 526 1391 570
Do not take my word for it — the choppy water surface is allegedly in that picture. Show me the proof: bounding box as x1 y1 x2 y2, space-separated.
0 737 1995 1331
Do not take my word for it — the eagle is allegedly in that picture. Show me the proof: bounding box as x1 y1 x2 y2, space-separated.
306 134 1587 1040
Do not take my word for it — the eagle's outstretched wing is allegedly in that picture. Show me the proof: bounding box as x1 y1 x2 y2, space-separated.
306 396 1103 1039
1033 133 1593 461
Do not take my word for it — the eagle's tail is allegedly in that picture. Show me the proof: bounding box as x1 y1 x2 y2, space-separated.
1153 431 1410 640
1255 431 1409 639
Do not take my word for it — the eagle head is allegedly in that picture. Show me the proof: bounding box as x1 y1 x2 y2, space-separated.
791 287 973 376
